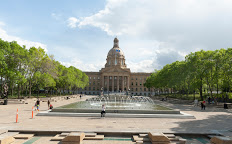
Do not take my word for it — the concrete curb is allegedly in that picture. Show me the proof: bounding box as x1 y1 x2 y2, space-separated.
36 110 195 119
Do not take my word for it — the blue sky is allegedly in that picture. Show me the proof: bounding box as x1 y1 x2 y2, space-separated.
1 0 232 72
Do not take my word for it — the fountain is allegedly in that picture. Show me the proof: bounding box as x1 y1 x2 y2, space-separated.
49 93 192 117
38 93 195 118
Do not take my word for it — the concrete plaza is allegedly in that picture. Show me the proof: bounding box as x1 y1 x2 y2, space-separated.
0 95 232 143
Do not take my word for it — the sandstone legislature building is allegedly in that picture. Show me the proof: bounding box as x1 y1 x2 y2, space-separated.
80 38 153 96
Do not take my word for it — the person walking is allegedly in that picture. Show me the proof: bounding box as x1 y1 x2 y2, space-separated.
49 104 53 110
208 96 211 104
47 100 50 110
36 99 40 111
101 104 106 117
194 99 198 107
201 101 206 110
202 100 206 110
201 101 204 110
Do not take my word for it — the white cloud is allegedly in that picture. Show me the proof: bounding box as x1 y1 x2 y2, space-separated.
65 0 232 72
51 13 62 21
0 23 47 52
0 21 5 26
60 58 105 72
127 59 155 72
67 17 80 28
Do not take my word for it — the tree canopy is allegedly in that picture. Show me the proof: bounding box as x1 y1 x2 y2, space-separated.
0 39 89 98
145 49 232 100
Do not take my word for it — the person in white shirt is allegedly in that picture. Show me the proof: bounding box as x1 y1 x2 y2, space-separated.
194 99 198 107
101 104 106 117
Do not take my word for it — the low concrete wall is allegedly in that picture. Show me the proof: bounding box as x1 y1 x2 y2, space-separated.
51 108 180 114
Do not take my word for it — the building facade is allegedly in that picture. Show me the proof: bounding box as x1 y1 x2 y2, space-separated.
80 38 153 96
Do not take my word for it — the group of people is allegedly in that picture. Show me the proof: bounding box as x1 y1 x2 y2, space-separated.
34 96 106 118
194 96 216 110
194 99 206 110
34 99 53 111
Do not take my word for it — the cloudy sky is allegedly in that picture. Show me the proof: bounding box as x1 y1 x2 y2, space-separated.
1 0 232 72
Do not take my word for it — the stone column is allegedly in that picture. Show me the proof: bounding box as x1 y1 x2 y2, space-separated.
112 76 114 92
122 76 124 91
107 76 109 92
117 76 119 92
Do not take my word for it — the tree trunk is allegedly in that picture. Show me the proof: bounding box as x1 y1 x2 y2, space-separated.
18 84 20 99
194 89 195 100
11 83 14 97
199 86 203 101
26 84 28 97
1 76 2 92
29 80 31 97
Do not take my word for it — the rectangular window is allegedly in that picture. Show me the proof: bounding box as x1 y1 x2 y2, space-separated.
93 81 95 85
132 82 133 85
94 77 95 79
136 78 137 80
136 88 138 91
140 88 142 91
93 87 95 90
85 87 87 90
89 87 91 90
89 82 91 85
140 83 142 86
136 82 138 86
132 88 134 91
144 88 146 91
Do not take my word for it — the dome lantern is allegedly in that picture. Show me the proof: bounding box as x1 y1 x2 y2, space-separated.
113 37 119 48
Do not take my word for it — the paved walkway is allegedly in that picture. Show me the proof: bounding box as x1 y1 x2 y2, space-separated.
0 95 231 137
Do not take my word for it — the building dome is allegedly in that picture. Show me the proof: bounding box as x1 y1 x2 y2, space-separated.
107 47 124 57
105 37 126 68
107 37 124 57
